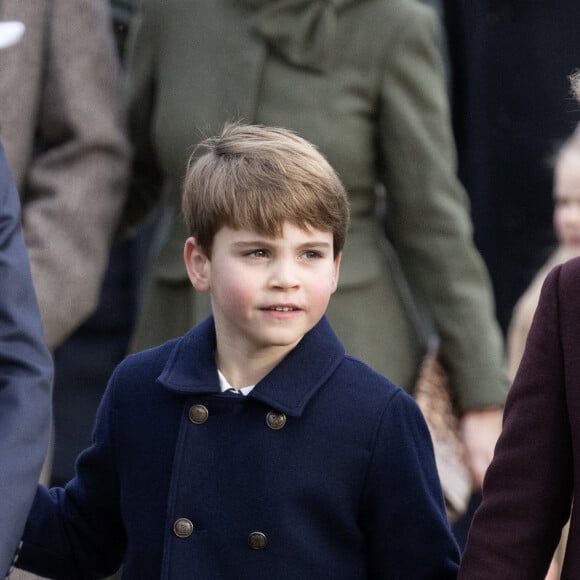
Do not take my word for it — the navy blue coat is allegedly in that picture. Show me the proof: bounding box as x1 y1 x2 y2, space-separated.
17 316 459 579
0 142 53 576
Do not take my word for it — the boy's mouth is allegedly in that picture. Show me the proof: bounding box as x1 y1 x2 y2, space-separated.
262 305 300 312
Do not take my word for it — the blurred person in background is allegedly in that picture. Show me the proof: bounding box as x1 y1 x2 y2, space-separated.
0 0 128 355
508 125 580 380
0 136 53 580
505 124 580 580
457 71 580 580
442 1 580 333
0 3 128 578
435 1 580 548
46 0 151 489
0 37 53 570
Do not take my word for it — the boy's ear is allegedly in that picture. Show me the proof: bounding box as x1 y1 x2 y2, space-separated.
184 237 210 292
331 252 342 293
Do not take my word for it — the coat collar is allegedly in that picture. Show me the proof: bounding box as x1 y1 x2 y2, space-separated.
243 0 363 72
157 316 345 417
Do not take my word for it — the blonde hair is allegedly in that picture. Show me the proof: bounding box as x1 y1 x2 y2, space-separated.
549 71 580 167
182 123 350 257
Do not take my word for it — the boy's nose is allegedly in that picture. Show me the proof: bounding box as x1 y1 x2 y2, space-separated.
269 260 300 289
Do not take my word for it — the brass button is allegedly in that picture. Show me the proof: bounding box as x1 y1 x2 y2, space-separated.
188 404 209 425
248 531 268 550
173 518 194 538
266 410 286 430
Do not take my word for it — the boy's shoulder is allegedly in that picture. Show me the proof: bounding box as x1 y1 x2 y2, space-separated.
329 351 415 412
110 317 220 396
118 336 181 376
258 316 413 418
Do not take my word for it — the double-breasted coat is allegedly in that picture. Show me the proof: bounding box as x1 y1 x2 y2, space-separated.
0 0 129 349
16 317 459 579
458 257 580 579
122 0 508 409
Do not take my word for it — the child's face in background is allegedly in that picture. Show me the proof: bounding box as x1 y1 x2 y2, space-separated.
554 148 580 250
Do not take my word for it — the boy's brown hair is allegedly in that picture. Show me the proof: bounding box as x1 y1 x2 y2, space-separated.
182 123 350 257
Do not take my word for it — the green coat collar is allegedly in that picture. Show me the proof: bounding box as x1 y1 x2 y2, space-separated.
244 0 363 71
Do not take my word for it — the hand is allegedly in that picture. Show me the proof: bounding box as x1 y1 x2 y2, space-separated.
460 407 503 490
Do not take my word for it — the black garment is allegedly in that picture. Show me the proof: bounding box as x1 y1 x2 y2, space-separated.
109 0 137 59
443 0 580 332
51 235 150 486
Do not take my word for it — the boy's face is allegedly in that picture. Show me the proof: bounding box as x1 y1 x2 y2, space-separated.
554 149 580 250
184 222 341 359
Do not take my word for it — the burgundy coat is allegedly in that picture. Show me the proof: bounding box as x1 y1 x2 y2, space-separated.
458 257 580 579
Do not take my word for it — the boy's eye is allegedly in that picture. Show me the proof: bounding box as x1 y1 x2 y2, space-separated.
303 250 323 259
246 249 269 258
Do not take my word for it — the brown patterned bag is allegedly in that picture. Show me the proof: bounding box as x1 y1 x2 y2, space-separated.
413 341 472 522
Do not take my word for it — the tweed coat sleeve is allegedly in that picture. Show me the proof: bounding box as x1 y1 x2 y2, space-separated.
458 262 576 579
21 0 129 350
0 143 53 577
378 1 508 410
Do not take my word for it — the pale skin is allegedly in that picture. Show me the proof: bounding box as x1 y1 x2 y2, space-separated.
461 408 503 490
554 148 580 251
184 222 341 389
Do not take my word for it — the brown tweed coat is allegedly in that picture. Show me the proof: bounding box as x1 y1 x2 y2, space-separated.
0 0 129 349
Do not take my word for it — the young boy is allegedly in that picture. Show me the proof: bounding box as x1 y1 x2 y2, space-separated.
14 124 459 579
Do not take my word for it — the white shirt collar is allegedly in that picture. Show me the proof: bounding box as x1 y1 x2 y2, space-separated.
217 370 255 396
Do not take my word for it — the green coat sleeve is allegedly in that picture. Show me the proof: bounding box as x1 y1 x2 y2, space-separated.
121 0 164 233
378 1 508 410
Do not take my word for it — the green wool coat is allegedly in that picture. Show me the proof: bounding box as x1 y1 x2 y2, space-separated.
123 0 508 410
